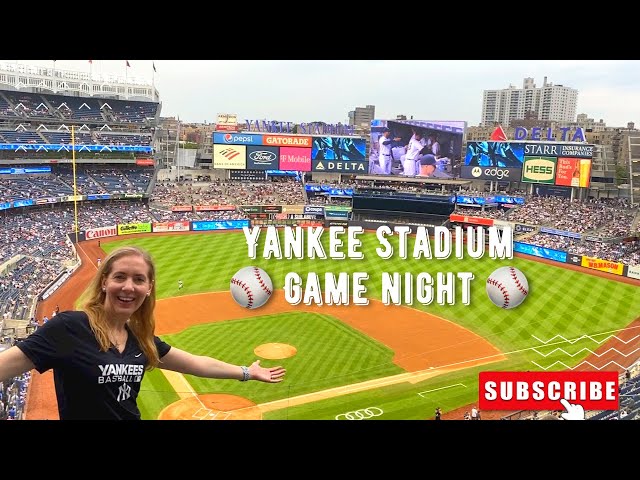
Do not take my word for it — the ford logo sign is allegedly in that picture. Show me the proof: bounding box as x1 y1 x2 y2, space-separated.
249 151 277 163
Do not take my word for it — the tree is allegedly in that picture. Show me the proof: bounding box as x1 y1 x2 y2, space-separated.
615 165 629 185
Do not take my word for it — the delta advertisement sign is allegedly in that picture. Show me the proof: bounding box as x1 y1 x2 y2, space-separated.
463 141 594 184
213 133 367 172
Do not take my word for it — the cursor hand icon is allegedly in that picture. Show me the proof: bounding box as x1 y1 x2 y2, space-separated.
560 398 585 420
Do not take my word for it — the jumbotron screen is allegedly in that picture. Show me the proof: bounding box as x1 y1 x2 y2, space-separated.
369 119 466 178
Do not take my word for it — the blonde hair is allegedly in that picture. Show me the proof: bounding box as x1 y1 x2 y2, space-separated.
81 246 160 369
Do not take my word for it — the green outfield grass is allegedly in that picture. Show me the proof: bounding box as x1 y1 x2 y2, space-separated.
103 230 640 419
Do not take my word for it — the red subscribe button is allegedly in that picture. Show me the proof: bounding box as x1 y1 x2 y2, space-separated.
479 371 619 410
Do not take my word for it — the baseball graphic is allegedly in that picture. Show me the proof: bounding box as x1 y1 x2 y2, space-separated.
230 266 274 309
486 266 529 309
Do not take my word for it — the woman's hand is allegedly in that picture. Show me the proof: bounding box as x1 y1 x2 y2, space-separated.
248 359 286 383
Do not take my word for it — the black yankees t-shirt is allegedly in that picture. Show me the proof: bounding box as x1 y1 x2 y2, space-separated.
17 310 171 420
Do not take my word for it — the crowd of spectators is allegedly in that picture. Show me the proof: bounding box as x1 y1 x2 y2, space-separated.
1 258 64 320
151 178 305 208
0 372 30 420
0 211 76 264
506 197 637 235
453 195 639 265
455 206 508 219
0 167 153 202
523 233 580 251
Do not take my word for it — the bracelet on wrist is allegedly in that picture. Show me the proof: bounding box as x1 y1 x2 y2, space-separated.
240 365 250 382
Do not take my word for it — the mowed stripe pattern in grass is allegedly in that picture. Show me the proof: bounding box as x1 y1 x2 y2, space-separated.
157 312 402 404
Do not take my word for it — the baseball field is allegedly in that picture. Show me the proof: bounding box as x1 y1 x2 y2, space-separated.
61 229 638 420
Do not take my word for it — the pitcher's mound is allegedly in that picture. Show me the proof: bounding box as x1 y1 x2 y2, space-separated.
254 343 297 359
158 394 261 420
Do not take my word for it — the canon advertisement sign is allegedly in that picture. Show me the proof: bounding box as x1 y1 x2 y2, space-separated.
85 225 117 239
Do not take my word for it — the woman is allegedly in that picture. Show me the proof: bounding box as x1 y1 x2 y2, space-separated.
0 246 286 420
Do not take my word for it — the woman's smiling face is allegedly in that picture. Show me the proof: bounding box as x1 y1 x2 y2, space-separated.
102 254 153 321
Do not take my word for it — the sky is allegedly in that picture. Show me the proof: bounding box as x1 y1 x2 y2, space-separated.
7 60 640 127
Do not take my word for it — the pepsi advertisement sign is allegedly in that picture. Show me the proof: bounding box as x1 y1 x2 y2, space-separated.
213 133 263 145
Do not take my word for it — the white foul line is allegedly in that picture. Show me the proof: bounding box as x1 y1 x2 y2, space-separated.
418 383 466 397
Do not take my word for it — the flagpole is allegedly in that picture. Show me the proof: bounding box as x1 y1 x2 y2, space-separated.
125 61 128 100
175 117 180 182
89 60 93 97
71 125 80 249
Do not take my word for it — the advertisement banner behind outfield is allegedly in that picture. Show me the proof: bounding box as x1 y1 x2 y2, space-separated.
246 145 279 170
325 220 349 227
514 224 537 234
555 157 592 188
152 221 190 232
194 205 236 212
118 223 152 235
304 205 325 216
281 205 305 214
312 160 369 173
264 135 313 148
213 144 247 169
323 206 351 211
215 113 239 132
514 242 567 262
262 206 282 214
213 133 263 145
325 209 350 219
172 206 193 212
62 195 85 202
449 214 494 226
192 220 250 231
566 253 583 265
628 265 640 280
581 256 624 276
521 156 556 184
279 147 312 171
87 194 112 201
85 225 118 239
463 141 594 185
492 220 513 230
